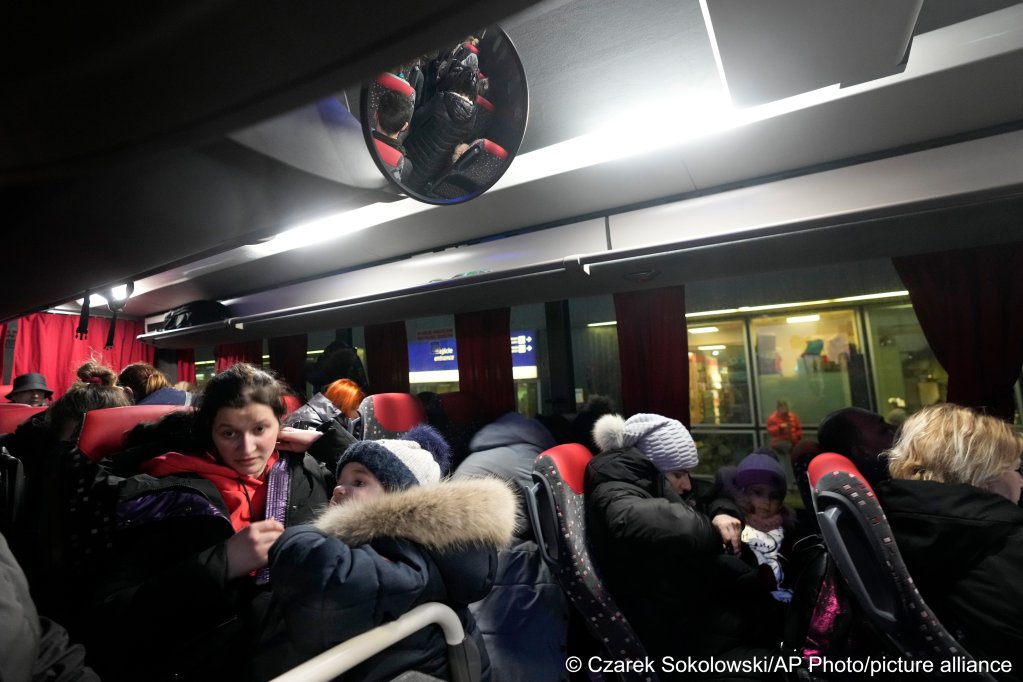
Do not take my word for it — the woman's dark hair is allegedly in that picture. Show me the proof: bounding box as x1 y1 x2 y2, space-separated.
48 360 131 441
194 363 286 450
439 64 478 99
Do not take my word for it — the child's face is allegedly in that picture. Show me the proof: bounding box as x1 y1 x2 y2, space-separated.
331 462 385 507
745 483 783 516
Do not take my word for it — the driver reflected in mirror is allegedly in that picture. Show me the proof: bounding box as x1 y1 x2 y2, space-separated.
364 29 527 204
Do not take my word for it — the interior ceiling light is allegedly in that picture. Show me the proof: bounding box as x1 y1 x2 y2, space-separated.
833 290 909 302
686 291 909 318
587 321 617 327
697 344 727 351
786 314 821 324
688 326 720 334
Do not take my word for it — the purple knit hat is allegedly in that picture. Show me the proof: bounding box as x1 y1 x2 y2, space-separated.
735 451 786 492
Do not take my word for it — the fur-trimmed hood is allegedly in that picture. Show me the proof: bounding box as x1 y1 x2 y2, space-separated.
314 477 516 552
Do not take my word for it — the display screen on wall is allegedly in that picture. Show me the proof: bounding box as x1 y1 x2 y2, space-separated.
408 330 536 381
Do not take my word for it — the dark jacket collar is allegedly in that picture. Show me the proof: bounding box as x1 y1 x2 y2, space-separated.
878 478 1022 570
585 446 668 498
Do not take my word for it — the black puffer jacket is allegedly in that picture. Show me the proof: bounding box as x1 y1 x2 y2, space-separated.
879 479 1023 681
404 90 476 191
585 447 780 662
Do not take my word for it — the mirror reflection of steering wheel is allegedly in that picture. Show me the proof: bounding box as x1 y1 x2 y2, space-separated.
360 26 528 205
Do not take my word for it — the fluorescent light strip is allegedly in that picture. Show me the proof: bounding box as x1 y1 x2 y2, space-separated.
739 300 832 312
686 291 908 318
587 321 618 327
786 314 821 324
408 370 460 384
687 326 719 334
697 344 727 351
833 290 909 302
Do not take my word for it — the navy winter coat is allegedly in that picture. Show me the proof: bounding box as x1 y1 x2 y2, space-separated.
269 477 517 681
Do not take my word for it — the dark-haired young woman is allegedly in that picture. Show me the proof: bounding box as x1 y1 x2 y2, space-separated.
89 363 332 681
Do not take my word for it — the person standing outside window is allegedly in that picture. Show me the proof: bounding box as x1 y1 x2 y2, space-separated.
766 399 802 454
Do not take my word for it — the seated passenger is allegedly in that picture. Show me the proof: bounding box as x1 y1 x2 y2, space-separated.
306 339 368 395
717 449 797 602
270 427 516 682
452 412 570 681
6 361 130 463
794 407 896 518
283 377 364 437
585 413 781 665
878 404 1023 677
404 64 478 192
372 87 415 184
88 363 332 682
117 362 192 405
0 531 99 682
5 372 53 406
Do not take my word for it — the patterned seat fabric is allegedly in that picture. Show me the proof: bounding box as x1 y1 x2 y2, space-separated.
530 444 658 682
359 393 426 440
429 139 508 199
809 452 994 680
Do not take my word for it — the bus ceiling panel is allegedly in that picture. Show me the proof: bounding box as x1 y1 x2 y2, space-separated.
586 194 1023 290
609 129 1023 254
1 0 543 183
703 0 924 108
685 3 1023 189
119 143 697 320
139 263 586 348
228 97 390 190
0 140 390 323
222 220 605 319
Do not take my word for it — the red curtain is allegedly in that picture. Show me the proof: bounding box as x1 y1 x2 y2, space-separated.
893 243 1023 421
364 321 410 394
613 286 689 424
455 308 514 419
0 321 8 382
11 312 154 399
176 348 196 385
215 341 263 372
268 334 308 395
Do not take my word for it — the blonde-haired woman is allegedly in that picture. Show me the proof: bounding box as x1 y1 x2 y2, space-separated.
879 403 1022 674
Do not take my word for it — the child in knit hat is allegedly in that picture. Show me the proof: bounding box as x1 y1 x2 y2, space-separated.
269 424 516 681
718 448 796 602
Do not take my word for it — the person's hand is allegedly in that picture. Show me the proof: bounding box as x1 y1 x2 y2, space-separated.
712 514 742 555
452 142 470 164
225 519 285 579
277 427 323 450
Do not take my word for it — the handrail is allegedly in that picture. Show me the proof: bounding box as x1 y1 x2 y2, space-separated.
271 602 466 682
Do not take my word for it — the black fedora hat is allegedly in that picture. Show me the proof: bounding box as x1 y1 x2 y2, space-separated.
6 373 53 400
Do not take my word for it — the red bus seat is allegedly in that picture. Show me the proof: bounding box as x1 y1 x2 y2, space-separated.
0 405 46 435
808 452 994 679
430 139 508 199
78 405 191 462
525 443 657 680
359 393 426 440
282 394 304 418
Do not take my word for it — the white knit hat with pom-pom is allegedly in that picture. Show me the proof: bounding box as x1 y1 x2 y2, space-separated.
592 413 698 472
